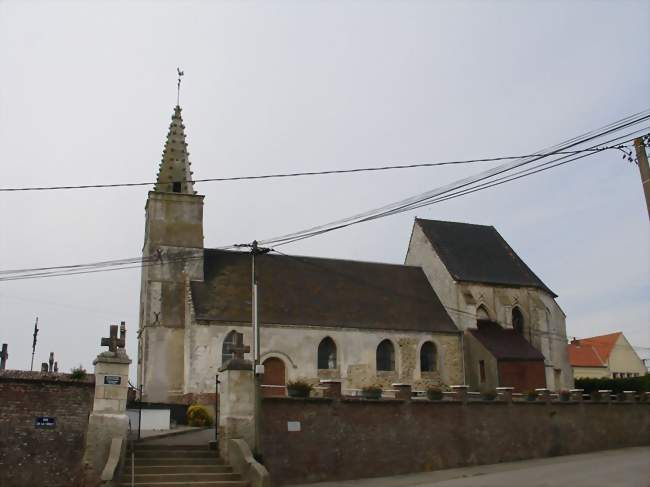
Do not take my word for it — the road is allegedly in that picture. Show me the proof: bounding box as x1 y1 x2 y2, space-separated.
292 447 650 487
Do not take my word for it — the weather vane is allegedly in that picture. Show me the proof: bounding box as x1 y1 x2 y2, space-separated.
177 67 185 106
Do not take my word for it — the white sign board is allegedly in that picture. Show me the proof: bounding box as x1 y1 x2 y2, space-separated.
287 421 301 432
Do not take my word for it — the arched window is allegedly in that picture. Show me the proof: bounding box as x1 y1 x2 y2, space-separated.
376 339 395 372
222 330 238 365
318 337 337 369
420 341 437 372
512 307 524 334
476 305 490 321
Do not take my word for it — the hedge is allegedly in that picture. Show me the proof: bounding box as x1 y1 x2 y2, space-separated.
574 374 650 394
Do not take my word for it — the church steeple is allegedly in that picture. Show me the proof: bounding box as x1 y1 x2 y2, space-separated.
154 105 195 194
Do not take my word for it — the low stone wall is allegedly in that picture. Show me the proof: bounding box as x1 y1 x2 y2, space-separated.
0 370 95 487
260 393 650 485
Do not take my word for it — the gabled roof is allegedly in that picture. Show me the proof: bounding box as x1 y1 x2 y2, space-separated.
190 249 458 333
414 219 556 297
567 342 606 368
572 332 622 363
469 320 545 361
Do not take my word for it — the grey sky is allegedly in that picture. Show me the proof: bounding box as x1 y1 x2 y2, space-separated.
1 0 648 375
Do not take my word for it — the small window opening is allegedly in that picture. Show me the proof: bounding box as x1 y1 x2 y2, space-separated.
376 340 395 372
420 342 437 372
512 307 524 334
317 337 337 369
172 181 182 193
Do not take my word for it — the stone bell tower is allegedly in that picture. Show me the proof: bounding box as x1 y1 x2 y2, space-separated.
138 105 204 403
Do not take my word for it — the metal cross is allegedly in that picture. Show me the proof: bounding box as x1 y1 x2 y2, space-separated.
225 332 250 361
176 67 185 106
101 324 125 353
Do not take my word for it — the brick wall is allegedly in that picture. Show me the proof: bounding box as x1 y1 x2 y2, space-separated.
260 396 650 485
0 370 95 487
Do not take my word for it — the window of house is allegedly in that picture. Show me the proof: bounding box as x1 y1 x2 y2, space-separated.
172 181 182 193
479 360 486 383
420 341 437 372
317 337 337 369
222 330 238 365
376 340 395 372
476 306 490 321
512 308 524 334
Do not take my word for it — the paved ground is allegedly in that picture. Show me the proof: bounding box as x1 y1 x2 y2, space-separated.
292 447 650 487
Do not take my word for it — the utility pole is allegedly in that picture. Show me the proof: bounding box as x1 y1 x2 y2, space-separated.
30 317 39 371
249 240 270 459
633 137 650 220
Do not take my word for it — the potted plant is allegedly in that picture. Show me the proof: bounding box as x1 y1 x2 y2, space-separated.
526 389 538 402
559 389 571 402
481 389 497 401
426 387 444 401
361 386 382 400
187 404 213 427
286 380 313 398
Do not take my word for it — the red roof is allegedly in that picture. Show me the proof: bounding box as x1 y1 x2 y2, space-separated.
567 332 621 367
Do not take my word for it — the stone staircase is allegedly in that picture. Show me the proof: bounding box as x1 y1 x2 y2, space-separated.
121 444 249 487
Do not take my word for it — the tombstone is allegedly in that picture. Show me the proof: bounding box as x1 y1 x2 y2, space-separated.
223 332 251 368
49 352 55 372
53 361 58 373
0 343 8 370
41 362 49 372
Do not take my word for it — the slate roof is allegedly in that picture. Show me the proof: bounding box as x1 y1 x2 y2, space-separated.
567 342 607 368
470 320 545 361
190 249 458 333
415 219 556 297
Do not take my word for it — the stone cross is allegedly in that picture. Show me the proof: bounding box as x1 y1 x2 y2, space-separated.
225 332 250 361
0 343 8 370
101 325 125 353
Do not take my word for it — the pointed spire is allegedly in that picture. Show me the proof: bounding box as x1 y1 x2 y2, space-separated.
154 105 195 194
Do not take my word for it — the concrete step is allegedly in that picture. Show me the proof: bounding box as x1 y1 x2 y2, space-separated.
135 449 216 458
121 473 241 483
135 444 209 451
119 482 248 487
124 465 233 475
134 458 224 466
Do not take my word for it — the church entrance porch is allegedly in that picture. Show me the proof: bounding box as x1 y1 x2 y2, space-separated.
262 357 286 397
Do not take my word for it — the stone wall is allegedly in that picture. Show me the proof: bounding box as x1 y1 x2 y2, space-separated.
260 394 650 485
0 370 95 487
186 322 463 396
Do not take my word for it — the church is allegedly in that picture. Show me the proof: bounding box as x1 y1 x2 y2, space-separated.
137 105 572 405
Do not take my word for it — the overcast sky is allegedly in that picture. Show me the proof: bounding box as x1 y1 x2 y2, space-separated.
1 0 648 376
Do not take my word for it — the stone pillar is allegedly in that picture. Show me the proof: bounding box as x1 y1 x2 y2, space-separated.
622 391 636 403
82 349 131 483
320 380 342 399
218 358 255 459
496 386 514 402
535 388 551 404
598 389 613 403
570 388 584 402
450 385 469 403
392 383 412 401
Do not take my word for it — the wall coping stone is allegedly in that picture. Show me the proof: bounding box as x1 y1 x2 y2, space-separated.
262 396 333 403
319 379 342 383
0 370 95 386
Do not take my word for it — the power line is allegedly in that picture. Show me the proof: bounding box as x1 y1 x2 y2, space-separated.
1 113 648 281
261 122 650 248
0 147 638 193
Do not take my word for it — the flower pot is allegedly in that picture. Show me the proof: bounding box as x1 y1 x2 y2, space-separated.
526 395 537 402
362 390 382 400
287 388 310 398
482 395 496 401
426 390 444 401
559 395 570 402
